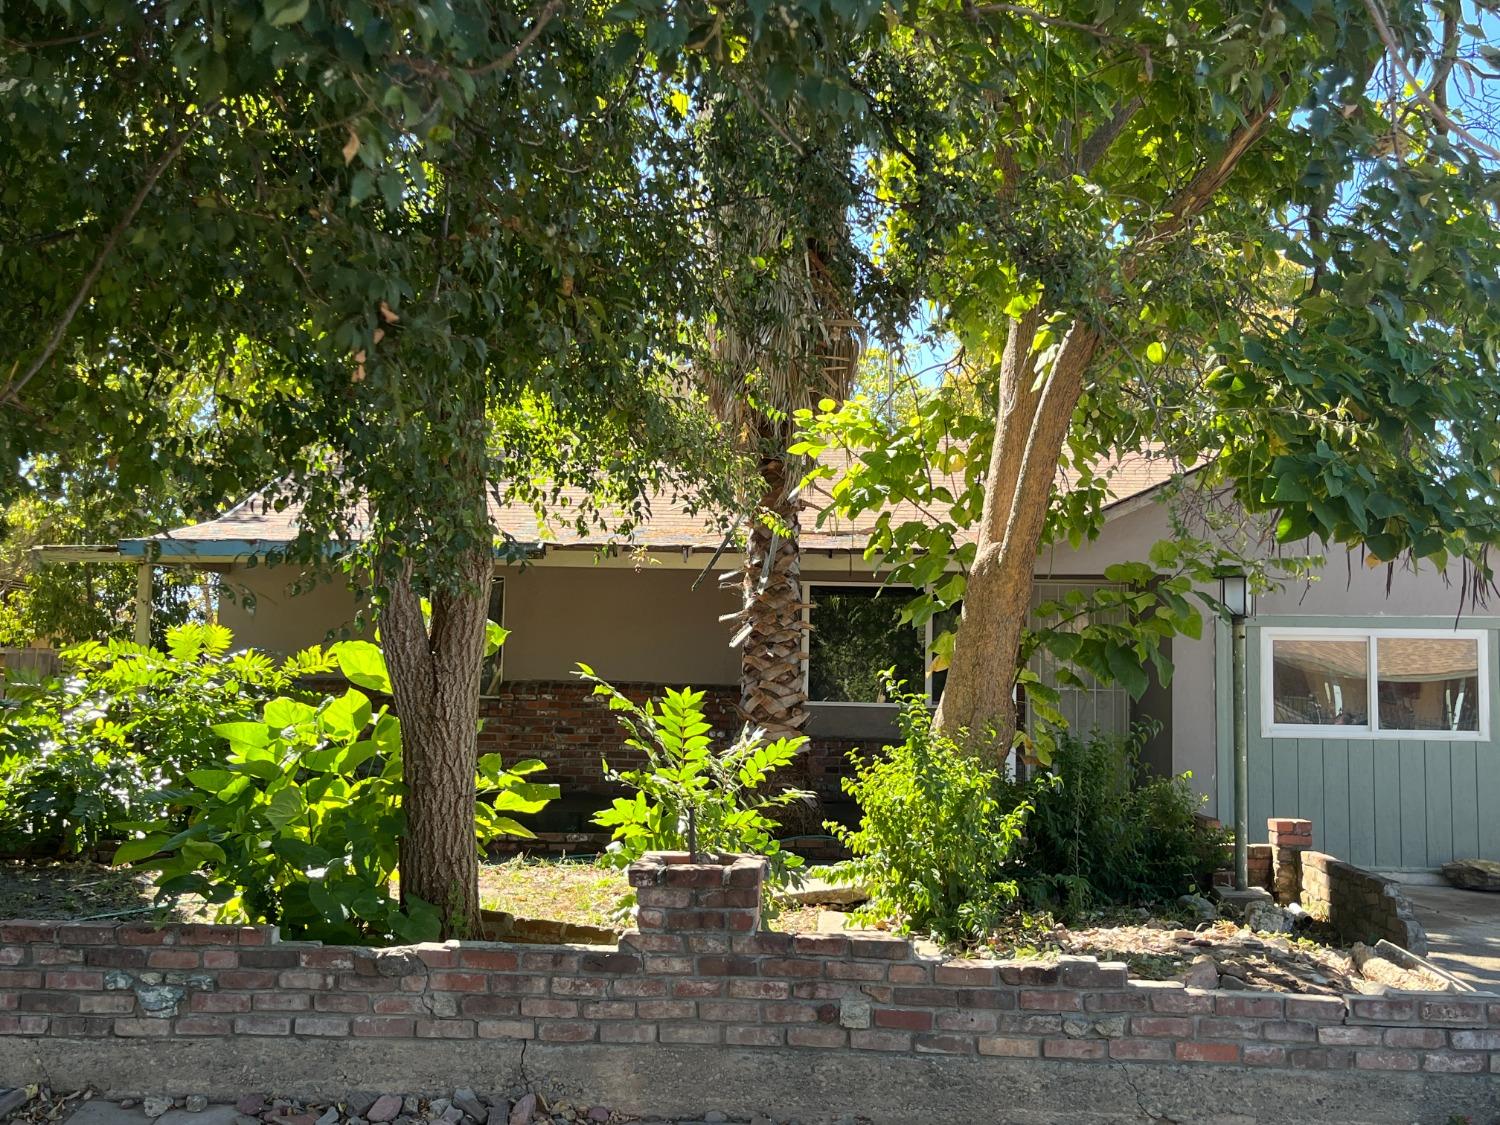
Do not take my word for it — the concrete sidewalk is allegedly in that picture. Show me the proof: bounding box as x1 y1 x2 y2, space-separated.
1401 883 1500 991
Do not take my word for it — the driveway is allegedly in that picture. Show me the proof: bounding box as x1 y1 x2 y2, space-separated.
1402 883 1500 991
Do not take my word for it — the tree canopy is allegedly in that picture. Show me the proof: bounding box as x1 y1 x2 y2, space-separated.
794 0 1500 754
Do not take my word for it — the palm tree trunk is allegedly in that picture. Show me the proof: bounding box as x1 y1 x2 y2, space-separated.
738 453 809 737
734 452 821 828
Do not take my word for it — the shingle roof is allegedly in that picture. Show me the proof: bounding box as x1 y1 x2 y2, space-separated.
133 448 1182 557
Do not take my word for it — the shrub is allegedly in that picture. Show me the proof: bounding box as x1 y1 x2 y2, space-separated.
580 666 809 904
1009 724 1228 916
0 623 333 856
119 639 556 943
829 686 1034 943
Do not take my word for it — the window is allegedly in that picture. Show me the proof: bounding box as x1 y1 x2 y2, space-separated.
1262 628 1486 739
805 584 925 704
480 576 505 697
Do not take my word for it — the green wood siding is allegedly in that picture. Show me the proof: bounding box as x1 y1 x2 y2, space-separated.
1242 619 1500 871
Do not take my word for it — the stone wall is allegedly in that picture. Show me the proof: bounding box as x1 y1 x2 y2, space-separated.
476 681 863 800
1 853 1491 1083
1299 850 1429 954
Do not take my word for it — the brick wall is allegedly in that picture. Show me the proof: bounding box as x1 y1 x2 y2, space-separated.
476 681 863 800
2 852 1493 1076
1300 851 1429 954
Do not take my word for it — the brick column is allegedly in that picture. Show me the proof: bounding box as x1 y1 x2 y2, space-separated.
628 852 767 934
1267 818 1312 904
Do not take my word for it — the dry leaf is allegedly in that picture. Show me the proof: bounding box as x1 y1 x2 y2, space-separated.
342 129 361 165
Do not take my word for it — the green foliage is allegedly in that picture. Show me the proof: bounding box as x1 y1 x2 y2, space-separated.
119 639 556 943
579 666 808 904
1008 726 1229 918
829 685 1033 943
0 457 209 649
794 395 1313 765
0 623 333 856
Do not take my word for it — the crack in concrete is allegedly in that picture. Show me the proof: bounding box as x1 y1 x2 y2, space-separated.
516 1036 531 1092
1118 1065 1177 1124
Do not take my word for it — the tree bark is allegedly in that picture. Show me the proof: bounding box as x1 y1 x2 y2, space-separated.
737 452 810 738
930 103 1279 759
933 321 1099 754
731 448 822 828
379 541 491 939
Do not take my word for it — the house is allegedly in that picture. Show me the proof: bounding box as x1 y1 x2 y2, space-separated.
44 453 1500 873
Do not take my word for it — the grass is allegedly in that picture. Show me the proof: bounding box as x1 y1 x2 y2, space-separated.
1 856 835 935
477 857 628 929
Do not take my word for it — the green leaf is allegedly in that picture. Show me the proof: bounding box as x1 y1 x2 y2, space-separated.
265 0 309 27
212 721 271 750
331 641 390 694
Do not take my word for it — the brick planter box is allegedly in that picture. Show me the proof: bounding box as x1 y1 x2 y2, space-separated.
1 851 1494 1089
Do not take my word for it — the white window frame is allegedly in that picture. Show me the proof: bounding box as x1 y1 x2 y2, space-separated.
801 580 935 706
1260 626 1489 741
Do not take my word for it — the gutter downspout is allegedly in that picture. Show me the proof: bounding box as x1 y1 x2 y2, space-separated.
1232 614 1249 890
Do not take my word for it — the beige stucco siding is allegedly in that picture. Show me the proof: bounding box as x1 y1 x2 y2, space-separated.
218 567 365 652
500 564 741 685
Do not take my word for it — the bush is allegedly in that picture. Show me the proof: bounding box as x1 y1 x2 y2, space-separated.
1009 725 1228 917
0 623 333 856
580 667 809 905
829 686 1034 943
119 639 556 943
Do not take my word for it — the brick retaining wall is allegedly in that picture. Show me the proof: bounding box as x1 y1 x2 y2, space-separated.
476 681 863 799
1 853 1494 1079
1257 818 1428 954
1299 851 1429 954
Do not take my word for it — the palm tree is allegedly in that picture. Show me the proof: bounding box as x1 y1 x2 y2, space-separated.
702 208 863 749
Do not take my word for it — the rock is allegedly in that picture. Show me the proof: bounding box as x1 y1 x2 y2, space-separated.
187 1098 210 1114
347 1096 380 1119
586 1111 609 1123
1245 901 1293 934
1061 1015 1092 1038
508 1095 536 1125
1218 974 1249 990
1177 893 1217 922
239 1100 268 1117
428 1103 450 1117
703 1115 727 1124
1182 955 1219 990
778 878 869 907
1442 858 1500 891
402 1100 421 1117
236 1116 262 1125
316 1109 340 1125
439 1108 464 1125
485 1108 509 1125
367 1097 403 1124
453 1093 486 1122
145 1098 173 1119
1093 1014 1127 1039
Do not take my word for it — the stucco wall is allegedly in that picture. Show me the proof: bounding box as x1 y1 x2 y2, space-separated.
218 567 365 652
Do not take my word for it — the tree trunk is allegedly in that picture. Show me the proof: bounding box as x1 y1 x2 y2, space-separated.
732 450 821 828
931 104 1276 759
380 542 491 939
933 322 1100 755
738 453 810 738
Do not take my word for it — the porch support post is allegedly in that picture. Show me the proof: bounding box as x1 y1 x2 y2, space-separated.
1232 616 1249 890
133 563 152 647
